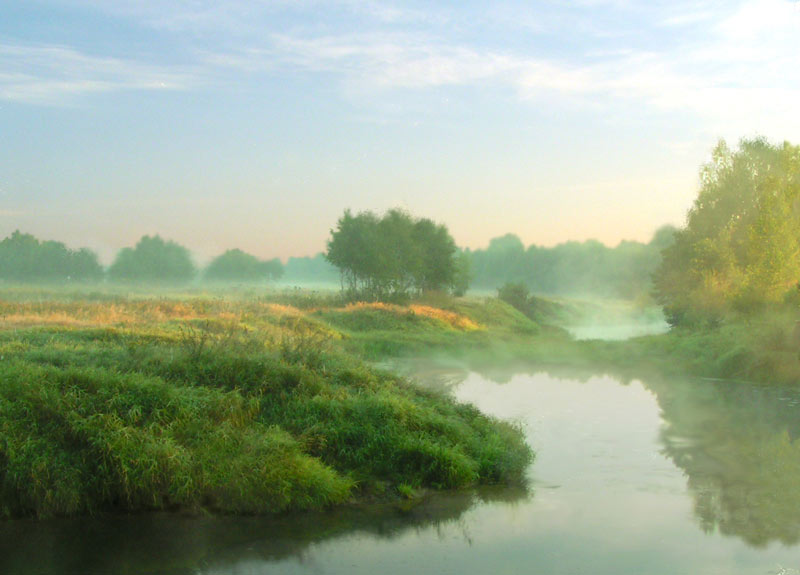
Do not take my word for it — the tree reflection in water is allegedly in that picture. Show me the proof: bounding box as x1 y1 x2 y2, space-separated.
647 377 800 547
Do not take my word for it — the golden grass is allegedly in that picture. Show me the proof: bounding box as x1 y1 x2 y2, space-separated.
409 305 482 331
264 303 304 316
0 300 203 329
0 293 483 338
343 302 401 313
340 301 482 331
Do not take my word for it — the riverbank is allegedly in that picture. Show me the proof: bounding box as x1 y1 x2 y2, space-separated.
5 284 796 519
0 288 534 518
621 313 800 385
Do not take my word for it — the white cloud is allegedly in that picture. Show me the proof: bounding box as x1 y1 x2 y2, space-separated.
260 17 799 132
10 1 800 138
717 0 800 39
0 43 192 104
270 33 521 88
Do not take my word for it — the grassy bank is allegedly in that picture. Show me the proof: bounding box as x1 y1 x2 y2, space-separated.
0 289 533 518
621 313 800 385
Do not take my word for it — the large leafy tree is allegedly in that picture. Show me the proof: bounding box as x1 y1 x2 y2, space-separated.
325 209 460 300
108 235 196 284
0 230 103 283
653 138 800 325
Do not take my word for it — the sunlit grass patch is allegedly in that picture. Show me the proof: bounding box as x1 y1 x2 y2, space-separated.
323 301 482 333
265 303 304 316
408 304 481 331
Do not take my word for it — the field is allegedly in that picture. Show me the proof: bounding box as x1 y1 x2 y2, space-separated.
0 286 535 518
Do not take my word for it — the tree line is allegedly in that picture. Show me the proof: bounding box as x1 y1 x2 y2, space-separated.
464 227 676 300
15 136 793 313
0 232 283 284
653 137 800 326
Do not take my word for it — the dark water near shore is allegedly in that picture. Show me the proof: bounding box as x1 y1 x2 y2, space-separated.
3 369 800 575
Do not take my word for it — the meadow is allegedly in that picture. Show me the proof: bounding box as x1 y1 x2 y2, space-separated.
0 286 534 518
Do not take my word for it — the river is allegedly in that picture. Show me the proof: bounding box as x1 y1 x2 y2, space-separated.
2 368 799 574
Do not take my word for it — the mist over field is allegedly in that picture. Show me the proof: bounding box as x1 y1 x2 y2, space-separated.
3 2 800 574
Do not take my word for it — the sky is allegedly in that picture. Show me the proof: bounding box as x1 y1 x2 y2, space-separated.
2 0 800 262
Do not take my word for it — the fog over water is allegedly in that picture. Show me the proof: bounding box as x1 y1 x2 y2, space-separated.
3 2 800 574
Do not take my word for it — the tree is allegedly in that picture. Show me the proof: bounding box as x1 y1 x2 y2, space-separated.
452 250 473 297
0 230 103 283
204 249 283 283
325 209 382 297
325 208 462 301
108 235 196 284
411 217 457 293
653 138 800 325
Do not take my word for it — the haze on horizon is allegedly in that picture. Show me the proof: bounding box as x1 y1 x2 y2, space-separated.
2 0 799 262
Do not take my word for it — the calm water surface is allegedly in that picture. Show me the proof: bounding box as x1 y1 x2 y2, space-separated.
3 370 800 575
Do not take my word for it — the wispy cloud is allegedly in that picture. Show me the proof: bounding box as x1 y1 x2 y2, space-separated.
269 33 520 88
67 0 434 34
244 0 800 139
10 0 800 137
0 43 193 105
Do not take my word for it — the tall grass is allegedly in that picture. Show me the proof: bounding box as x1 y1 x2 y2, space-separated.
0 290 534 517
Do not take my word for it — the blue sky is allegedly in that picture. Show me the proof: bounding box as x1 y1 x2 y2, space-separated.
2 0 799 261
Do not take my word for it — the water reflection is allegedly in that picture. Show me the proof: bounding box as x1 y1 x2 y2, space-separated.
4 365 800 574
401 357 800 551
645 377 800 547
0 488 529 575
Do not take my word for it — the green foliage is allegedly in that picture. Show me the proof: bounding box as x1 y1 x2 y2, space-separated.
468 228 675 299
325 209 461 301
0 230 103 283
204 249 283 283
108 235 197 284
496 282 565 327
452 251 473 297
654 138 800 325
0 297 533 517
497 282 531 313
0 360 351 517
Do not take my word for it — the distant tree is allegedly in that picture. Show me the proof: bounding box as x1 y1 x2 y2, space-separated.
452 250 473 297
468 230 671 300
108 235 196 284
283 253 339 284
325 208 461 300
0 230 103 283
204 249 283 282
262 258 284 281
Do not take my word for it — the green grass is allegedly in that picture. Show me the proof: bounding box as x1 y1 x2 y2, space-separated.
624 313 800 384
0 289 534 518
